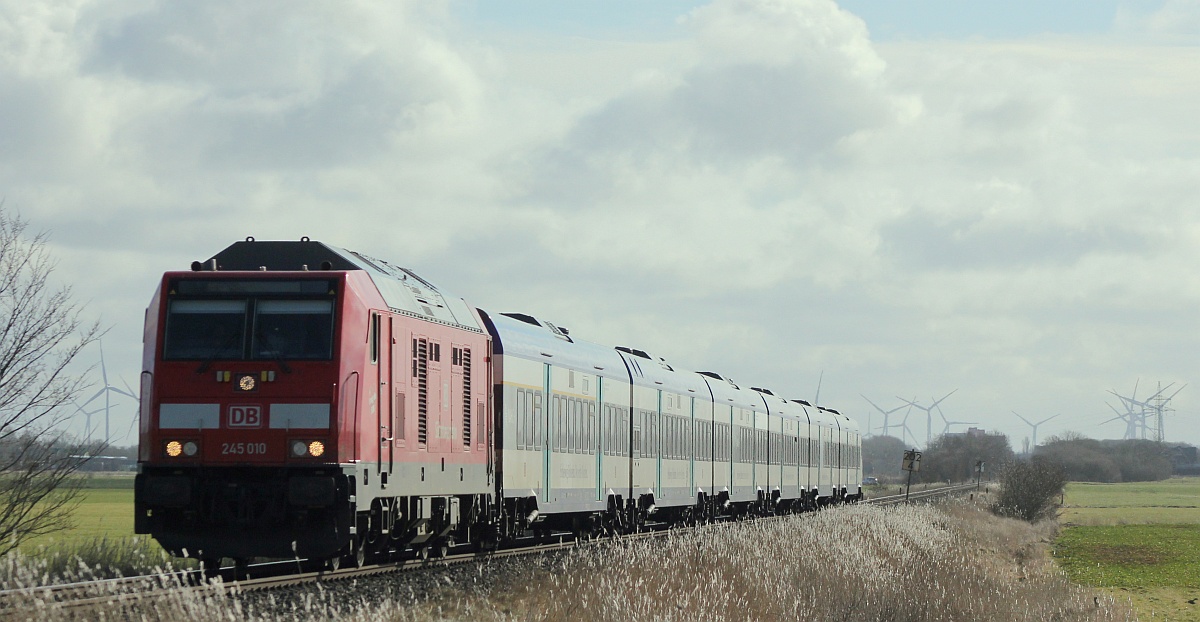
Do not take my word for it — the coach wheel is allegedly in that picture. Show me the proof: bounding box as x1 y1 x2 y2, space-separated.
232 558 250 581
418 544 430 561
326 555 341 572
438 538 452 558
354 541 367 568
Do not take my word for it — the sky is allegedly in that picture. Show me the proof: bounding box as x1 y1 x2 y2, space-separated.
2 0 1199 451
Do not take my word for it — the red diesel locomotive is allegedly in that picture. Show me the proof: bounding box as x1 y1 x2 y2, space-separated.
135 239 493 567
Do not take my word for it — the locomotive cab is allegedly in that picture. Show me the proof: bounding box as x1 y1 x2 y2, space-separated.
136 269 354 561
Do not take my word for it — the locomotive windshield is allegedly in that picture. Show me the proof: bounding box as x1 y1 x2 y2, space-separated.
163 279 336 361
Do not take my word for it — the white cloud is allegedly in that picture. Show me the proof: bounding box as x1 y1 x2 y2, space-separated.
2 0 1199 447
1117 0 1200 43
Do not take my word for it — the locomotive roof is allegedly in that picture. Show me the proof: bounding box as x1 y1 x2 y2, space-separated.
205 239 484 333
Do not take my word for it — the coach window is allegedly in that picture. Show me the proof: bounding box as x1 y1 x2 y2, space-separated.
588 402 596 453
663 417 670 459
625 409 633 455
526 389 536 450
601 406 609 455
573 400 582 454
666 417 674 459
574 400 581 453
633 415 642 459
605 407 613 455
567 398 575 453
673 417 680 459
649 413 658 458
515 389 526 449
553 396 563 452
533 392 544 448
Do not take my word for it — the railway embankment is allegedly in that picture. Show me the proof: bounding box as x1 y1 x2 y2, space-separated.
3 495 1133 621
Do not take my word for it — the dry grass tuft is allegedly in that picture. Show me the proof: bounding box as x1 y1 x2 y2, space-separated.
2 501 1133 621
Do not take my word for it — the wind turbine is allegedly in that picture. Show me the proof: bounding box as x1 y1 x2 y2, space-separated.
861 395 908 438
72 399 104 441
935 400 976 435
1106 381 1183 441
1011 411 1059 449
1099 402 1138 440
899 390 958 447
78 341 137 442
893 397 921 448
814 370 824 406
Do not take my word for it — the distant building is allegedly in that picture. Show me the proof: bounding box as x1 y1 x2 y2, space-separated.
1170 444 1199 475
944 427 995 440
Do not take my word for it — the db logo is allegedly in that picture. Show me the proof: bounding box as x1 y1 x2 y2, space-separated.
228 405 262 428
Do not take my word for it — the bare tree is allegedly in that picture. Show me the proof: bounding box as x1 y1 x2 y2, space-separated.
0 207 100 555
991 458 1068 523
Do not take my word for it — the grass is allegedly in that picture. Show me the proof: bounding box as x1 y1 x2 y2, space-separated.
1056 523 1200 589
18 477 136 552
1054 476 1200 620
5 472 196 582
1061 477 1200 526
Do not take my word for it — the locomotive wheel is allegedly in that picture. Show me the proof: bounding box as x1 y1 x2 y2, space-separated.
354 542 366 568
200 557 221 582
326 555 341 572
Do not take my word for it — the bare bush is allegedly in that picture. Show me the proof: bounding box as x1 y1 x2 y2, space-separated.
0 208 99 555
992 458 1068 523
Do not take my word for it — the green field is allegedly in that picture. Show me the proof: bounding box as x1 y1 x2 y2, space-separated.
1055 477 1200 620
20 474 137 552
1061 478 1200 526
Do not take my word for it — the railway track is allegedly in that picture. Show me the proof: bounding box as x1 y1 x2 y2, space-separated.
0 482 978 614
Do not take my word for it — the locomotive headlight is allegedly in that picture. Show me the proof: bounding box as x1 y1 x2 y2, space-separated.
182 441 199 457
165 441 183 457
290 440 327 458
